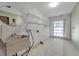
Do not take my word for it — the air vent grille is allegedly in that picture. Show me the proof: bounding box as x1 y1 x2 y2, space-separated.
6 6 11 8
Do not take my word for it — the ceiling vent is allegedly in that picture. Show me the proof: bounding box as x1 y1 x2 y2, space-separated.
6 5 11 8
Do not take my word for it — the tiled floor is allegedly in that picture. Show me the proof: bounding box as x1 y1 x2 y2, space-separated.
0 38 79 56
28 38 79 56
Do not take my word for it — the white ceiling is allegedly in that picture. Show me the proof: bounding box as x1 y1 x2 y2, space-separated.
0 2 76 25
27 2 76 17
0 2 76 17
14 2 76 17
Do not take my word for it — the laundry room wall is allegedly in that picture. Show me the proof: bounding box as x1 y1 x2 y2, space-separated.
27 23 49 46
71 3 79 47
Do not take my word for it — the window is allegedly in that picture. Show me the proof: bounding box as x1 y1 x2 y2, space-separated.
53 21 64 37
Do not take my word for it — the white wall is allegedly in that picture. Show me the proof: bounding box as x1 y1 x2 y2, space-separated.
0 21 18 42
27 23 49 46
0 12 49 46
71 3 79 46
49 15 71 39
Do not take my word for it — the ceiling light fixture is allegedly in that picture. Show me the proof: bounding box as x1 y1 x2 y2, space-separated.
49 2 59 7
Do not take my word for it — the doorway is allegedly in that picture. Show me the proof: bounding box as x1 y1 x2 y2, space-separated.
0 16 9 25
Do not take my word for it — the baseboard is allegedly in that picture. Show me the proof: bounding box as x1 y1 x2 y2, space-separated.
49 36 71 40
